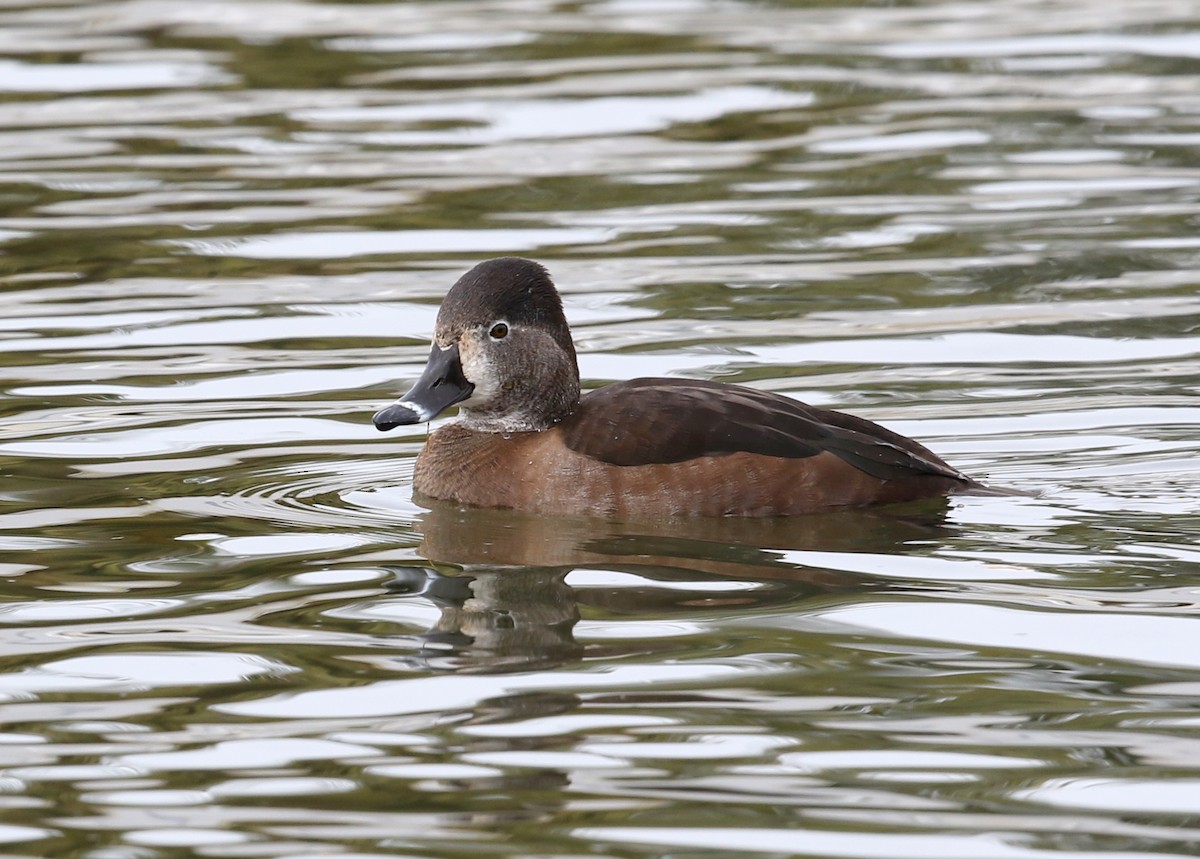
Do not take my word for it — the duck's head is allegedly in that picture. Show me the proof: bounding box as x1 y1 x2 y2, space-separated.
373 257 581 434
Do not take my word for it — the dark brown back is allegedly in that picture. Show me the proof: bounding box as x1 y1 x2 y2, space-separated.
559 378 968 482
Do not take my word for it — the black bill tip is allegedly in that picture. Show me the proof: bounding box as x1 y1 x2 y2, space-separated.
373 401 427 431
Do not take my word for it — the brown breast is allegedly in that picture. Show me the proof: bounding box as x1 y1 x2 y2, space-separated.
413 422 969 518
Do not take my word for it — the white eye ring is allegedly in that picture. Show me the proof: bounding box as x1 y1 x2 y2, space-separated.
489 322 509 339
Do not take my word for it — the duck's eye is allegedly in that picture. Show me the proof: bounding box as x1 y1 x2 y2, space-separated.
489 322 509 340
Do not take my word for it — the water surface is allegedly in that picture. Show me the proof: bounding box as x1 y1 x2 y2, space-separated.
3 1 1200 856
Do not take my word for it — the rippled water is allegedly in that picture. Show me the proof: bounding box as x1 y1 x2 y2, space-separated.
4 1 1200 856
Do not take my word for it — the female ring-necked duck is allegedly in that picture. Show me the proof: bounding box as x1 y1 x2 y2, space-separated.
374 257 986 517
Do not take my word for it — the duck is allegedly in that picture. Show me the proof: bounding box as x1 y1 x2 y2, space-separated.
373 257 986 518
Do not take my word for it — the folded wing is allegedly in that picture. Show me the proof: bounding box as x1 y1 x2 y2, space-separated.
560 378 969 483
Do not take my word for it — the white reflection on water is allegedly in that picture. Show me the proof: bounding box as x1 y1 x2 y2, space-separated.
779 749 1042 772
1017 778 1200 814
773 551 1051 582
219 660 775 719
297 86 813 144
812 602 1200 670
573 733 797 761
810 129 990 153
878 32 1200 59
170 227 618 259
124 828 248 848
209 777 358 797
325 32 536 53
459 713 675 737
80 789 210 807
0 652 296 696
0 825 57 845
578 826 1187 858
120 738 381 772
0 598 182 623
0 58 231 91
0 418 352 458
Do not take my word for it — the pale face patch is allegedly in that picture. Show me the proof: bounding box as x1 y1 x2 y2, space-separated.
455 328 502 410
453 324 551 433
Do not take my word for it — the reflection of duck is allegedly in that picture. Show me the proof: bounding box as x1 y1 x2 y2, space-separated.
381 498 956 674
374 257 993 518
415 495 958 583
388 566 581 674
